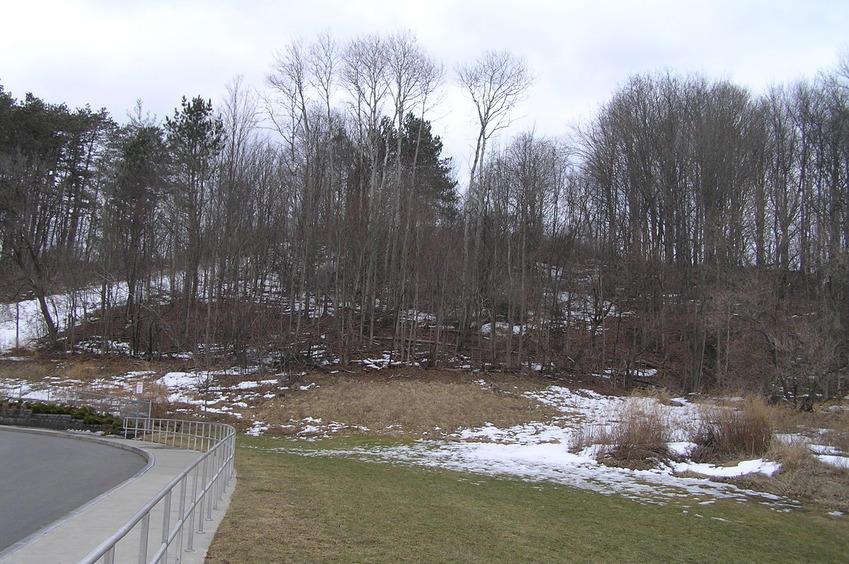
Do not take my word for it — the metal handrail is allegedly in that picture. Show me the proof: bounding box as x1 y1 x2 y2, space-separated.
80 418 236 564
70 390 152 419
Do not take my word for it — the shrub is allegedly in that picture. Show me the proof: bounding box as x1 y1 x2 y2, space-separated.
768 438 813 471
578 399 672 469
24 401 122 431
692 397 774 462
821 428 849 454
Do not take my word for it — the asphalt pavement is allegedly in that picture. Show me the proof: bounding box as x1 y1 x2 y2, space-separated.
0 427 148 553
0 427 233 564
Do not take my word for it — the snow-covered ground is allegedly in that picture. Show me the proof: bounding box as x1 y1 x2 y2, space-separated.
0 297 53 352
3 361 848 510
0 284 129 352
256 384 798 510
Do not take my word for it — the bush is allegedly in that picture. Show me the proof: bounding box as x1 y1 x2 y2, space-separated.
577 399 672 469
692 397 774 462
768 438 813 471
25 401 122 430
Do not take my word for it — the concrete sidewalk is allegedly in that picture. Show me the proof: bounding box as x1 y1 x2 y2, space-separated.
0 430 234 564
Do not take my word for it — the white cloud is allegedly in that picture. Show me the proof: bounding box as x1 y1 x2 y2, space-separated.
2 0 847 178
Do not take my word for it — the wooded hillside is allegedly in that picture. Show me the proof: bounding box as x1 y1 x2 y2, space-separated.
2 33 847 401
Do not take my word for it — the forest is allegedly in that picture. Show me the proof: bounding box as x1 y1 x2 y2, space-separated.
1 32 848 403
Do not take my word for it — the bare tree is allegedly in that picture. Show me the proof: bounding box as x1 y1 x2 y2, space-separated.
383 31 444 358
341 34 391 345
456 50 533 346
457 50 533 197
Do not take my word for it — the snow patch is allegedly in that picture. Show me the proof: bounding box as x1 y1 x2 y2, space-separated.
815 454 849 469
246 421 269 437
673 459 781 478
268 385 793 509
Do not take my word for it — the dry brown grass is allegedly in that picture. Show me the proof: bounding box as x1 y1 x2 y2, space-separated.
771 458 849 512
575 399 672 470
721 438 849 513
820 428 849 453
0 356 163 384
771 400 849 429
769 438 813 471
686 399 849 511
0 358 56 381
771 402 849 455
628 386 681 406
692 396 774 463
250 369 560 438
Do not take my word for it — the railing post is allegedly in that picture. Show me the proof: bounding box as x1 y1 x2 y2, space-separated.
197 455 209 533
213 447 223 507
138 512 150 563
206 453 215 519
185 464 199 552
161 490 172 557
176 473 188 557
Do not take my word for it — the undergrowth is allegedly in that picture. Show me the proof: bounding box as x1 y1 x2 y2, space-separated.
0 399 122 432
573 399 672 469
691 397 774 462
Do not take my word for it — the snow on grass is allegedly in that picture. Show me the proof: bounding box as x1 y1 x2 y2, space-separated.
0 380 53 401
264 385 798 509
235 379 277 390
672 459 781 478
300 416 324 435
280 438 792 509
775 436 849 469
668 441 697 457
159 372 202 404
155 371 282 410
807 441 849 469
355 353 407 371
3 354 843 513
246 421 269 436
147 365 838 484
3 360 799 509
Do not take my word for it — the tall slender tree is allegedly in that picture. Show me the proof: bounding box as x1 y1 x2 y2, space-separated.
456 50 532 345
165 95 224 343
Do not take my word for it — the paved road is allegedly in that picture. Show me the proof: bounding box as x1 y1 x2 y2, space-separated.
0 427 147 552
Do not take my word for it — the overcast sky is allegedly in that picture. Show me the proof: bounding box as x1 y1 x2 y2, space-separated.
2 0 847 177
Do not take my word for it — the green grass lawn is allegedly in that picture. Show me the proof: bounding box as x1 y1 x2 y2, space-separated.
205 436 849 563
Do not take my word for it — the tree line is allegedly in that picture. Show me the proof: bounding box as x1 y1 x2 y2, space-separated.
1 33 847 401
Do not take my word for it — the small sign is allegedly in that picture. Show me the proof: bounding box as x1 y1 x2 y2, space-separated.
135 381 144 395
